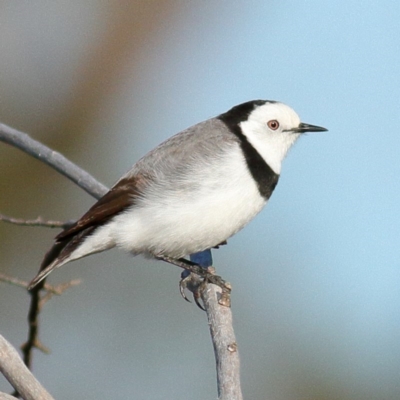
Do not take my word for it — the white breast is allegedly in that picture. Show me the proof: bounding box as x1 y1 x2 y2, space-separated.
111 144 267 258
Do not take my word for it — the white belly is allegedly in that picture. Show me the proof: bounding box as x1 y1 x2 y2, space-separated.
112 153 267 258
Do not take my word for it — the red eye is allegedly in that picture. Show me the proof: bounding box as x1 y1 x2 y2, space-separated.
267 120 279 130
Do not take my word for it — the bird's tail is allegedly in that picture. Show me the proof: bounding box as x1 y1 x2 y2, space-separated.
28 239 71 290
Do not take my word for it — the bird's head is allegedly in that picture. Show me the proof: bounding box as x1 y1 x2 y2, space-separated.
238 100 327 174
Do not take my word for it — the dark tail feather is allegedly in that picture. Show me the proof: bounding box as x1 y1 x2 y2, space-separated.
28 225 98 290
28 239 70 290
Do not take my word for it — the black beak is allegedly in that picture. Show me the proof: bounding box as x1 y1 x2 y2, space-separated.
292 122 328 133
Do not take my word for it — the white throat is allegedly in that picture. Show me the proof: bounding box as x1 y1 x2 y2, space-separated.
239 119 299 174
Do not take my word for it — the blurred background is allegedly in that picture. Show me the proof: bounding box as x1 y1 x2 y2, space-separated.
1 1 399 399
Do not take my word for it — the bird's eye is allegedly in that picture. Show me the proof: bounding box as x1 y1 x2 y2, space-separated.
267 120 280 130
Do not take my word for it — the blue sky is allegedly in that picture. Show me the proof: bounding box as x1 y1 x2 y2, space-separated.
1 1 400 399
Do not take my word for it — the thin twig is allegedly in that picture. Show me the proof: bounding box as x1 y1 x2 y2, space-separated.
0 214 67 229
23 284 44 369
0 274 30 290
0 273 81 296
0 272 81 367
38 279 82 308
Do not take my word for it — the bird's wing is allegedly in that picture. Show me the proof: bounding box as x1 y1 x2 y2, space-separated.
28 175 150 290
56 175 145 241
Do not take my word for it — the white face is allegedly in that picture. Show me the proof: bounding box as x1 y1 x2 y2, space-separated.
239 102 302 174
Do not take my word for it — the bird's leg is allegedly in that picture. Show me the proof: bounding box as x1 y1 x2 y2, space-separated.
155 255 231 309
160 256 230 289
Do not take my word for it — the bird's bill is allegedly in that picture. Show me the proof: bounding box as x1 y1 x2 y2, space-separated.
292 122 328 133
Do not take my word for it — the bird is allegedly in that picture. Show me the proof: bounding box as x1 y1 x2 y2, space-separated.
28 100 327 292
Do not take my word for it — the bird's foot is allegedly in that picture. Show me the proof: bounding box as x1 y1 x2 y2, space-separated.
179 268 231 310
155 255 232 310
179 272 206 310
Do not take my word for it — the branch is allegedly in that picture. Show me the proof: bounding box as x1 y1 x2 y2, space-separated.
202 284 242 400
0 215 68 229
0 272 81 369
24 282 80 365
0 123 243 399
0 273 81 297
0 122 107 199
0 335 54 400
0 392 18 400
23 283 47 369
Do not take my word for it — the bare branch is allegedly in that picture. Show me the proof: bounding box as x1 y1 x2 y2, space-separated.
0 392 17 399
0 335 55 400
202 285 242 400
0 274 30 290
23 284 43 370
0 214 67 229
38 279 82 307
0 272 81 368
0 273 81 296
0 122 107 199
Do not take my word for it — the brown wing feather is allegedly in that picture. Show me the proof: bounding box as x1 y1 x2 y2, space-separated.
56 176 144 241
28 173 152 290
36 174 149 275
